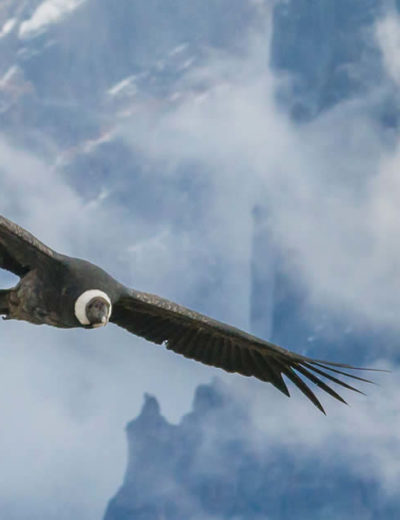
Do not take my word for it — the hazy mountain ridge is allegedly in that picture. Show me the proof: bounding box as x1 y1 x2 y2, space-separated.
0 1 399 519
102 2 400 518
104 381 398 520
0 0 259 146
271 0 386 120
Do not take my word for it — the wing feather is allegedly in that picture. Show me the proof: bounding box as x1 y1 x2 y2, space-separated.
111 288 379 412
0 215 59 276
238 347 254 377
302 362 366 394
294 365 348 405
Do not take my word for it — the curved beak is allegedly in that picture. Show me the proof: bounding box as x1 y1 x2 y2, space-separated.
91 315 108 328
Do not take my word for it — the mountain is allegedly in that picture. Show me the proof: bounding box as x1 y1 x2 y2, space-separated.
102 2 399 518
0 1 398 519
104 380 398 520
0 0 259 148
267 0 399 364
271 0 386 120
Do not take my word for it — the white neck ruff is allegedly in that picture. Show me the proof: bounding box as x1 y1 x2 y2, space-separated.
74 289 112 325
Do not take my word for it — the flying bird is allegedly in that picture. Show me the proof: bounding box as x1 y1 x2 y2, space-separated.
0 215 376 413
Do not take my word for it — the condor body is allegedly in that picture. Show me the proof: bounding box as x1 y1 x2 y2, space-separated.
5 256 123 328
0 215 380 414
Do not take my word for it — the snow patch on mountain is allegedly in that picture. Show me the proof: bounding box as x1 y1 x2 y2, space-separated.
108 76 138 98
0 65 18 86
19 0 86 39
0 18 16 38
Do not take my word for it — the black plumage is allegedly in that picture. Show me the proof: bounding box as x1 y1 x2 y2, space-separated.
0 215 380 413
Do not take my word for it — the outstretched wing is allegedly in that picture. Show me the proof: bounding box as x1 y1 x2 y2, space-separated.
111 289 377 414
0 215 59 276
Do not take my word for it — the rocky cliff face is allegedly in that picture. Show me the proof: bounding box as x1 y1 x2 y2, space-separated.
104 384 245 520
0 0 258 143
1 2 398 518
100 2 400 516
266 0 399 364
104 381 397 520
0 0 390 151
0 0 265 211
271 0 385 119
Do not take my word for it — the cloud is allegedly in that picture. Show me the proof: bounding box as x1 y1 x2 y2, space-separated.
100 12 400 504
376 11 400 86
19 0 87 39
96 12 400 502
229 365 400 497
109 373 399 518
2 3 400 519
119 22 400 335
0 136 218 520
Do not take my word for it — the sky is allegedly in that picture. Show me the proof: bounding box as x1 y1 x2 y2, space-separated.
1 0 400 519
